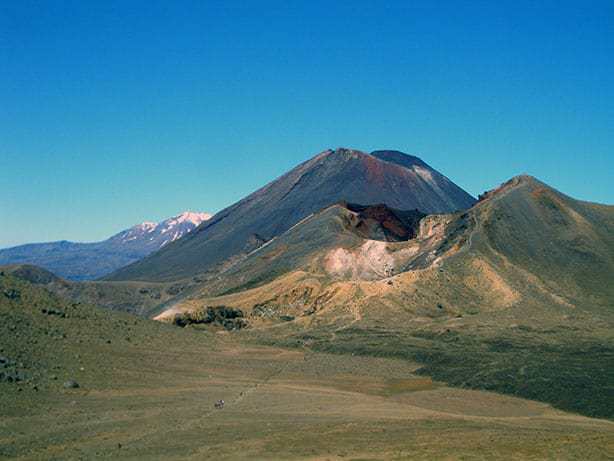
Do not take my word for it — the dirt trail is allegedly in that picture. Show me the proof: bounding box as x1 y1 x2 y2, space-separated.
197 347 295 422
230 360 291 407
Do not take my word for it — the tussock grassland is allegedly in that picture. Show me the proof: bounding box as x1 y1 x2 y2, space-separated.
2 273 614 460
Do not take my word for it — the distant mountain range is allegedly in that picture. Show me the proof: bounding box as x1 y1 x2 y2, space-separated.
0 211 211 281
106 148 476 281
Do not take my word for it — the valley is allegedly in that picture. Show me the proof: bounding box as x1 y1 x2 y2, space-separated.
1 273 613 460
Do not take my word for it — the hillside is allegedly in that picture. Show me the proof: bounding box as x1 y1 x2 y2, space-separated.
0 211 211 281
106 148 476 282
155 175 614 419
1 272 613 459
0 264 184 317
161 175 614 318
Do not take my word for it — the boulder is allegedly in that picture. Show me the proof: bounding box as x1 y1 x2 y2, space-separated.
63 379 80 389
3 289 20 300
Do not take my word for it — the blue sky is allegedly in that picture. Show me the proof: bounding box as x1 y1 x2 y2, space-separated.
1 1 613 248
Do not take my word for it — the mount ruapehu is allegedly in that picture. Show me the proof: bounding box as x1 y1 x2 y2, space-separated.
0 211 211 281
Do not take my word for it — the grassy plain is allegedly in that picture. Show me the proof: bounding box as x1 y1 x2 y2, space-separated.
1 274 613 460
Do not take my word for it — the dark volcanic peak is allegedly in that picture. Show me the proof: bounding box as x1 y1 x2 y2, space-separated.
370 150 428 169
107 147 476 282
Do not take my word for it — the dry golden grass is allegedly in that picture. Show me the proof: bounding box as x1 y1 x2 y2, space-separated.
3 336 613 460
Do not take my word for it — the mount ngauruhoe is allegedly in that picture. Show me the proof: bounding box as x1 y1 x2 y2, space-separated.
0 211 211 281
106 148 476 282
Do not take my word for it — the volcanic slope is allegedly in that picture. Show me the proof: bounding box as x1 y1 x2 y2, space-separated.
1 272 613 460
106 148 476 282
157 175 614 419
158 202 432 308
162 174 614 317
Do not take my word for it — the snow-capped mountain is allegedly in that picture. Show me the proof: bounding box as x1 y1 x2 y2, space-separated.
111 211 212 249
0 211 212 281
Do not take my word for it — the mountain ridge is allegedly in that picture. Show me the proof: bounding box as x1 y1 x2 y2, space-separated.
0 211 211 281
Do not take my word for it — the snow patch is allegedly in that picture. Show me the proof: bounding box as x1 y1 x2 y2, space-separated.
412 165 437 186
165 211 212 226
116 211 211 246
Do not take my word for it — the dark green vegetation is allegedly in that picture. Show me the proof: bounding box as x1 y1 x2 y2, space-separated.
261 325 614 420
106 148 475 282
172 305 247 330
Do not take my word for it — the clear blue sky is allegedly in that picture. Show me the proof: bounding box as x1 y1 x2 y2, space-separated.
1 1 613 248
